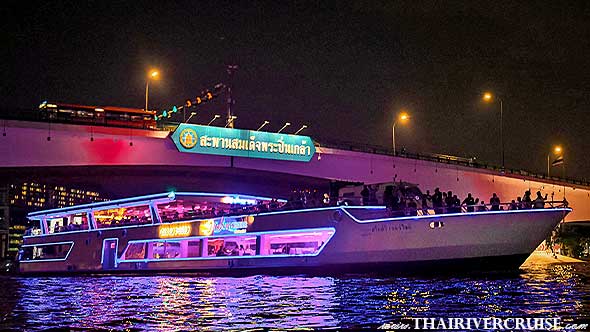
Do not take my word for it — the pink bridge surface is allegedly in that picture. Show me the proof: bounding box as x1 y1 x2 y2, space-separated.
2 120 589 222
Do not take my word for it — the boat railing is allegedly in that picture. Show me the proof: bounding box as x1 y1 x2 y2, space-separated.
340 198 570 219
386 200 570 218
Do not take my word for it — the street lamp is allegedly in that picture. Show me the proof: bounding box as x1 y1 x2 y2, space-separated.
224 115 237 128
185 112 197 124
277 122 291 133
548 145 564 177
145 70 159 111
293 124 308 135
256 120 270 131
207 115 221 126
482 91 504 169
392 112 410 156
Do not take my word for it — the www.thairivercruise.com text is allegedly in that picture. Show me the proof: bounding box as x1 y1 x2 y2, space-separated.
378 317 589 330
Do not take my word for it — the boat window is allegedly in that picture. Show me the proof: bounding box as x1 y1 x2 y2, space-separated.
207 236 257 257
122 242 146 260
47 213 90 234
264 230 333 255
118 229 335 262
122 239 202 260
157 199 227 222
20 243 72 261
94 205 152 228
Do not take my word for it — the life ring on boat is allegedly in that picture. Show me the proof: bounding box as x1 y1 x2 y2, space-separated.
332 210 343 222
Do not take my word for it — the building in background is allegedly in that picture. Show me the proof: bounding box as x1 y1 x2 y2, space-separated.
0 186 8 260
1 182 108 260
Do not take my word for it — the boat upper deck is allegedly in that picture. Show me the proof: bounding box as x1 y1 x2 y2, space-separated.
25 192 287 236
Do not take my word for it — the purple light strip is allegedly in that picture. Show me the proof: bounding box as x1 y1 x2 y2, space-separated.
341 207 573 223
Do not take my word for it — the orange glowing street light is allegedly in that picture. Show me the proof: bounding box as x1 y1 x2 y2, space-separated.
145 69 160 111
548 145 564 177
393 111 410 156
482 91 504 169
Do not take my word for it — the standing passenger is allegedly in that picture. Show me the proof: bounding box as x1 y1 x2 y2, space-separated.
533 191 548 209
490 193 501 211
462 193 476 212
361 186 370 206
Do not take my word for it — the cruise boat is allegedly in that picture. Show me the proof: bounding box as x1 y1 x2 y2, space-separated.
18 191 571 275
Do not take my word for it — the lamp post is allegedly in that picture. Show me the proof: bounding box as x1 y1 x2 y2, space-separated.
185 112 197 124
293 124 308 135
277 122 291 133
207 115 221 126
392 112 410 156
482 92 504 169
145 70 159 111
548 145 563 177
256 120 270 131
224 115 237 128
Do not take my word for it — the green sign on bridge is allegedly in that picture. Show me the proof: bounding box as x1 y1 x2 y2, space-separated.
171 124 315 162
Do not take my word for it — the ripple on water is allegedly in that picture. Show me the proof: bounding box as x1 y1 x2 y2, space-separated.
0 263 589 331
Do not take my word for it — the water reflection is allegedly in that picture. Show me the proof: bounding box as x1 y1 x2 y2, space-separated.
1 263 589 331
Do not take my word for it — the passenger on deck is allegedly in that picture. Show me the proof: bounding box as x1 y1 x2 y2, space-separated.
383 186 394 209
462 193 477 212
422 190 432 210
533 191 548 209
477 201 487 212
407 198 418 216
509 200 518 210
368 185 379 205
516 196 523 209
522 191 533 209
432 188 443 213
452 195 461 213
490 193 501 211
360 186 370 206
238 245 245 256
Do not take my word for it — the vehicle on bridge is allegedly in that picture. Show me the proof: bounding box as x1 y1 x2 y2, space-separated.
39 101 157 129
18 189 571 275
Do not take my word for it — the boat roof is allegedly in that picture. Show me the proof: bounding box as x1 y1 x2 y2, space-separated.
27 192 286 220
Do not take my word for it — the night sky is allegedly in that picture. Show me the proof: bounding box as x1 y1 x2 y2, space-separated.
4 1 590 179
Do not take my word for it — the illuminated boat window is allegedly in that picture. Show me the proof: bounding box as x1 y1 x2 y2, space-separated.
20 242 73 261
156 195 287 223
122 240 202 260
265 231 333 255
94 205 152 228
207 236 257 257
47 213 90 234
119 228 335 262
123 242 146 260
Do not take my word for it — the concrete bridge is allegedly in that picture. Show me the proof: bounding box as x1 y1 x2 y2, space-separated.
1 120 589 222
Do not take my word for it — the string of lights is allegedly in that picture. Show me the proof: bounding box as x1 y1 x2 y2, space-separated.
154 83 227 121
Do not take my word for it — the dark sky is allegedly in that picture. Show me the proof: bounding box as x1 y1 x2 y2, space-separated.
4 1 590 179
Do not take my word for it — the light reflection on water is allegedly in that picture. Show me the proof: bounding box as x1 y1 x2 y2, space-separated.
1 263 589 331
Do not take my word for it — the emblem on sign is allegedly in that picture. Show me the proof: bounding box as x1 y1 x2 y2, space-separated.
178 128 198 149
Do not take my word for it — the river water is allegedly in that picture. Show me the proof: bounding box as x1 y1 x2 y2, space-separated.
1 263 589 331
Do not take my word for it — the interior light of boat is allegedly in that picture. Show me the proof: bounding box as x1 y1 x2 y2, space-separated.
199 219 214 236
221 196 257 205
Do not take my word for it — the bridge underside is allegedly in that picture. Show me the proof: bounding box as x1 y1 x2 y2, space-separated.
0 166 334 199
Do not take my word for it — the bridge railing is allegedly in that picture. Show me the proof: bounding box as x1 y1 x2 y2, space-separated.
315 138 590 188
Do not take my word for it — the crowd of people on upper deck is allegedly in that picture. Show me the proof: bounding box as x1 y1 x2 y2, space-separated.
361 184 566 217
